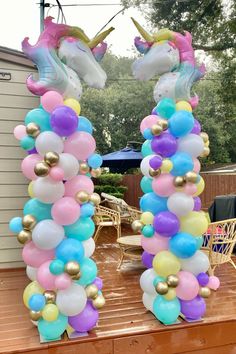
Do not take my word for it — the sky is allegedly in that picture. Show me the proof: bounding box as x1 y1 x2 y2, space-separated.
0 0 149 57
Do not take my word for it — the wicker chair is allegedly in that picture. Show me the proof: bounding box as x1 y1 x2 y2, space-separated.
93 205 121 243
202 218 236 275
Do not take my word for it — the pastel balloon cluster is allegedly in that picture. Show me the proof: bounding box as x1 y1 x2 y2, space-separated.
135 97 220 325
10 90 105 340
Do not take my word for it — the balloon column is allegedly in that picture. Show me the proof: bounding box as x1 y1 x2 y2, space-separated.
131 19 220 325
9 17 113 341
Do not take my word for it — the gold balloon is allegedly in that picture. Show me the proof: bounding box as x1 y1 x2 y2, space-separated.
200 132 209 143
185 171 198 184
79 162 90 174
201 146 210 157
92 295 106 309
22 214 37 230
75 190 90 204
29 310 41 321
44 290 56 304
166 274 179 288
131 220 143 232
85 284 99 299
155 281 169 295
149 168 161 177
64 261 80 276
151 124 163 136
17 230 32 244
44 151 59 167
71 272 81 280
26 122 40 138
199 287 211 298
174 176 186 187
159 119 168 131
34 161 50 177
91 168 102 178
90 193 101 206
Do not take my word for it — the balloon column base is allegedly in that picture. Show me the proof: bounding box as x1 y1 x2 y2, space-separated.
180 314 203 323
66 326 89 339
39 334 62 343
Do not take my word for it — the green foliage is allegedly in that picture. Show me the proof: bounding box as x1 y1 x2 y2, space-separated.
94 173 127 199
96 173 123 186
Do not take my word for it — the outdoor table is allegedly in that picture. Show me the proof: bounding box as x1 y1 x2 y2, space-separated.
208 195 236 222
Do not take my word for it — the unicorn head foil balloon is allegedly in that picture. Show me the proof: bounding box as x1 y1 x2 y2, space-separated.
22 17 114 99
131 18 206 108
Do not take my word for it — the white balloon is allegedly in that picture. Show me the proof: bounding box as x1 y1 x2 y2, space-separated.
58 153 79 180
167 192 194 217
82 238 95 258
26 266 38 281
56 283 87 316
32 220 65 249
142 292 156 312
180 250 210 276
33 177 65 203
178 134 204 158
140 154 156 178
140 268 157 295
35 131 64 156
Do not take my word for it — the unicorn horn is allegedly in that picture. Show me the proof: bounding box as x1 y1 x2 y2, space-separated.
88 27 115 48
68 26 90 43
131 18 153 43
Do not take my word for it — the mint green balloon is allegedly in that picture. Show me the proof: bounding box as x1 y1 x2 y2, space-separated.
153 296 180 324
141 140 153 157
140 176 153 193
77 257 97 286
23 198 52 221
64 217 95 241
38 313 68 340
25 108 51 132
153 275 165 287
196 236 204 249
20 136 35 150
49 259 65 275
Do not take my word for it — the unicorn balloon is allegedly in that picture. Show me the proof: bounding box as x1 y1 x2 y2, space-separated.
22 17 114 99
131 18 205 108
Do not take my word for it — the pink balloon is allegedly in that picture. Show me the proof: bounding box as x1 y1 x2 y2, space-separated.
22 241 54 267
152 174 176 197
64 132 96 160
14 125 27 140
49 166 65 181
176 271 199 300
41 91 63 113
65 175 94 197
141 233 169 255
184 183 197 196
193 158 201 173
21 154 42 180
207 276 220 290
55 273 72 290
52 197 80 225
140 115 159 134
37 260 57 290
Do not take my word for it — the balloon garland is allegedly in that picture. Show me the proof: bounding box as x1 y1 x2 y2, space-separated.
9 17 113 341
131 19 220 324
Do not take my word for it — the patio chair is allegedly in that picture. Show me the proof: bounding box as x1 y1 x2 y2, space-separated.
93 205 121 243
202 218 236 275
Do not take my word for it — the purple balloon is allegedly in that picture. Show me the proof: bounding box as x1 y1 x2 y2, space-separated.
142 251 154 268
180 296 206 320
69 301 99 332
193 197 202 211
151 132 177 157
149 156 162 170
50 105 78 137
28 147 37 154
151 107 158 115
191 119 201 134
92 277 103 291
197 272 209 286
153 211 180 237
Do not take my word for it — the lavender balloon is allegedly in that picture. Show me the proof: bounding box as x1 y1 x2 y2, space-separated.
151 132 177 157
142 251 154 268
153 211 180 237
193 197 202 211
149 155 162 170
191 119 201 135
69 301 99 332
197 272 209 286
50 105 78 137
180 296 206 320
92 277 103 291
28 147 37 154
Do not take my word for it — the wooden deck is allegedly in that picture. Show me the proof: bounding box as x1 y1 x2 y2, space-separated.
1 227 236 354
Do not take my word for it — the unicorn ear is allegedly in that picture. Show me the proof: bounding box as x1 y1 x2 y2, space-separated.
134 37 151 54
92 42 107 62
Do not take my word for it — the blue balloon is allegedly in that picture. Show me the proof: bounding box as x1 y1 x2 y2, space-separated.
38 314 68 340
156 98 176 119
23 198 52 221
80 203 95 217
143 128 153 140
170 152 194 176
140 176 153 193
141 140 153 157
29 294 46 311
25 108 51 132
88 153 103 169
140 192 167 215
78 116 93 134
9 217 23 233
153 296 180 324
169 110 194 137
169 232 197 258
142 225 155 238
56 238 84 264
64 217 95 241
77 257 97 286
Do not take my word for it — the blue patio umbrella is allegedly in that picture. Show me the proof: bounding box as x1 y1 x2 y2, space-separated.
102 146 142 173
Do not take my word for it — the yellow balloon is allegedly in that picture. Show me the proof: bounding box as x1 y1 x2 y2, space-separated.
140 211 154 225
164 288 176 301
64 98 81 115
205 140 210 147
23 281 44 308
28 181 34 198
153 251 180 277
42 304 59 322
161 159 173 173
194 176 205 197
180 211 208 236
176 101 192 112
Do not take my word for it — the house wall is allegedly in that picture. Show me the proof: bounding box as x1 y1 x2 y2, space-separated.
0 58 39 268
